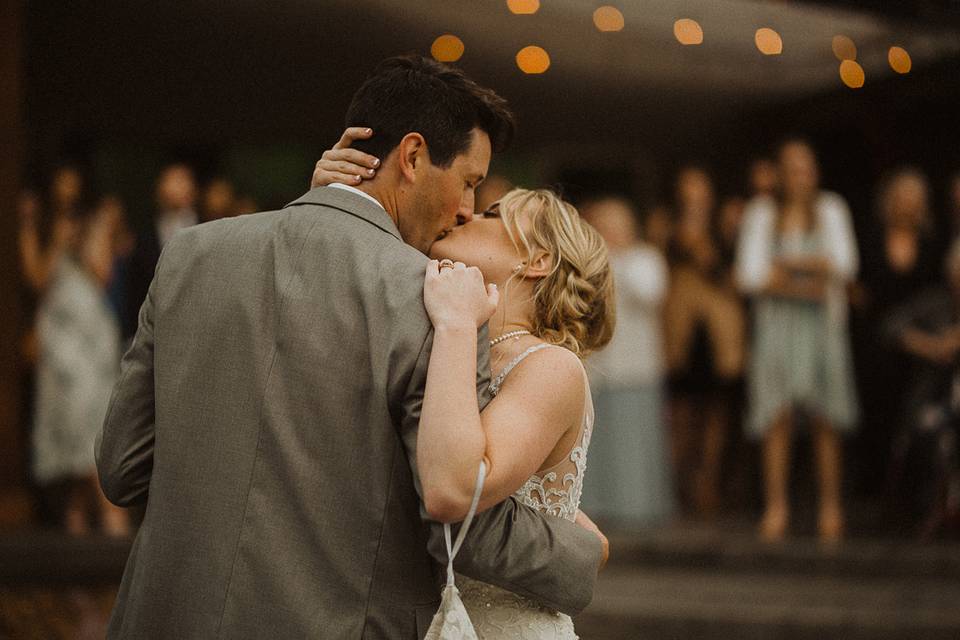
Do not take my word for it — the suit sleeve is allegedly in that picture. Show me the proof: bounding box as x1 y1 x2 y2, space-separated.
398 324 603 616
95 259 159 507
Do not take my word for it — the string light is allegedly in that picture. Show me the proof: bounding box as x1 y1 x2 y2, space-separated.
431 35 465 62
839 59 865 88
516 46 550 74
674 19 703 45
888 46 912 74
593 6 625 32
832 35 857 61
507 0 539 15
755 28 783 55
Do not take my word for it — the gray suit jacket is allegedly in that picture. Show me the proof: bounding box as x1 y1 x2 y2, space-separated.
96 187 602 639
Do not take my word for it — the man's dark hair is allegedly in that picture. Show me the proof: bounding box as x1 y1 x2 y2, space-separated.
345 55 515 168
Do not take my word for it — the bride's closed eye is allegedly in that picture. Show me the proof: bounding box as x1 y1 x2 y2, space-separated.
481 208 500 219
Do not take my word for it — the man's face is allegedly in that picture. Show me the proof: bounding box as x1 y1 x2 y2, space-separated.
409 128 491 254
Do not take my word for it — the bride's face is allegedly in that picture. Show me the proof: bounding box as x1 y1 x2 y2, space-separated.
428 202 525 286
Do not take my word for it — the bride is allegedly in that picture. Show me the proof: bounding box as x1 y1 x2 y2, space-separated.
313 131 615 638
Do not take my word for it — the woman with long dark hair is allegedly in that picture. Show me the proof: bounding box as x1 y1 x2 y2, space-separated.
736 139 859 543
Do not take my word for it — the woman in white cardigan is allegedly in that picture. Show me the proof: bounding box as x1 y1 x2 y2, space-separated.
32 202 130 536
736 139 859 543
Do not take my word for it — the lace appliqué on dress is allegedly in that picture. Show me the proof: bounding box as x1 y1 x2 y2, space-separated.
513 424 592 523
457 344 593 639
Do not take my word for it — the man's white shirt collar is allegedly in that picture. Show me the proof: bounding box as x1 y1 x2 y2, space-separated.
328 183 385 212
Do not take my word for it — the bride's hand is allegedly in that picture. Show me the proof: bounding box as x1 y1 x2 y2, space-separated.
424 260 499 330
310 127 381 189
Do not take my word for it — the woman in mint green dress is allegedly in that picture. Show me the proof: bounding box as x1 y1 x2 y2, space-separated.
736 139 859 543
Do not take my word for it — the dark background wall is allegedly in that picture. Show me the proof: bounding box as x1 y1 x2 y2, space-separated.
20 1 960 229
0 0 26 525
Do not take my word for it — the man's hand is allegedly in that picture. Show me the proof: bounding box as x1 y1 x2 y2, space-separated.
575 510 609 571
310 127 381 189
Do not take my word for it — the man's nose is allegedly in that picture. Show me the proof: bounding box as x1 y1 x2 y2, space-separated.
456 203 474 225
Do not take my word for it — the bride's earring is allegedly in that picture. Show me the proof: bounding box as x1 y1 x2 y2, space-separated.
512 263 524 273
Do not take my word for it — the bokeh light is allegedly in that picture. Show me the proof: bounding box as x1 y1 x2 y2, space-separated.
832 35 857 61
593 6 625 32
507 0 539 15
674 19 704 45
516 45 551 74
430 34 465 62
755 28 783 55
840 59 865 88
889 46 912 74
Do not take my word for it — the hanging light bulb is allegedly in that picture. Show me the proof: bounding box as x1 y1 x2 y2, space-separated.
674 18 703 45
516 46 550 74
593 6 625 32
839 59 865 88
507 0 539 15
431 35 465 62
888 46 912 74
755 28 783 55
832 35 857 61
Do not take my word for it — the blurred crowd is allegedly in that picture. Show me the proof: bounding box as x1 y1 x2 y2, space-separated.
15 141 960 544
482 138 960 543
15 163 257 537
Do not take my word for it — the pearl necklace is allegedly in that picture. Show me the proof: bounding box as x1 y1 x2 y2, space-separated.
489 329 531 346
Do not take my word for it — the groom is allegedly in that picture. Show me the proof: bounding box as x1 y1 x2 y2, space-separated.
96 55 605 639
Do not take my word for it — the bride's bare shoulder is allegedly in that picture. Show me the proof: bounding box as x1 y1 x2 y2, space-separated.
502 343 586 407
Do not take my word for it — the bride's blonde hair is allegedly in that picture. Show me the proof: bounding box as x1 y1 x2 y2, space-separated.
496 188 615 357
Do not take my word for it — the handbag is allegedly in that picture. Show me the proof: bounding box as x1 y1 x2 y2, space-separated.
423 461 487 640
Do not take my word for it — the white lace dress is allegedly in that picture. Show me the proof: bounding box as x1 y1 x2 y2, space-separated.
457 344 594 639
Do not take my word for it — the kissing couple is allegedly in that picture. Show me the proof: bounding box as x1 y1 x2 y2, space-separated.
97 54 615 639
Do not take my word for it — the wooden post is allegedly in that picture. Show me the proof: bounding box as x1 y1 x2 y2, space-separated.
0 0 30 527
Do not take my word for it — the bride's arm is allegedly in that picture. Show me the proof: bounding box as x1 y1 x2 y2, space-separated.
419 262 585 523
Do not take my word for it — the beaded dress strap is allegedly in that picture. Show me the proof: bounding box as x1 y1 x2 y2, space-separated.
489 343 553 396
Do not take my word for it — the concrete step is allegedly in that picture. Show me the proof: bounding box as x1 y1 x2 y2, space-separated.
575 565 960 640
604 522 960 581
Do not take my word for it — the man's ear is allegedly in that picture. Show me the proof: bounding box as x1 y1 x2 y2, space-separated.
523 249 554 279
397 133 429 183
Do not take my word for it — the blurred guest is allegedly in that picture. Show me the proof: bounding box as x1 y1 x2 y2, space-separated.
882 239 960 538
32 204 130 536
97 195 136 322
718 196 747 274
665 166 746 517
17 167 89 525
749 157 779 199
854 168 941 497
475 173 512 214
124 163 197 338
233 194 259 216
736 139 859 543
949 171 960 241
643 204 673 255
200 176 237 222
18 165 85 295
580 197 674 526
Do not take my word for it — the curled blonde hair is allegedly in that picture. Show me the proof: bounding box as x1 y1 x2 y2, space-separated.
496 188 616 358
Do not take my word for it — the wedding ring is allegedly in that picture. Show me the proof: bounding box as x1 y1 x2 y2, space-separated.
438 259 455 271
